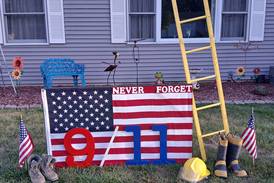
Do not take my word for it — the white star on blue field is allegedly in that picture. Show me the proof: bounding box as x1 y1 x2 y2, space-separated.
47 88 113 133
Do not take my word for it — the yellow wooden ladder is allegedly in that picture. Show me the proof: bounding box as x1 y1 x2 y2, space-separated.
171 0 230 161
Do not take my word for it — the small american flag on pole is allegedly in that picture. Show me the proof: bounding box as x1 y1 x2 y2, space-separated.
19 119 34 168
241 109 257 159
41 85 193 167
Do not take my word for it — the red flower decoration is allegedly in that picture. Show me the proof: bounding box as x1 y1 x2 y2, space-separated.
253 68 261 75
12 56 23 70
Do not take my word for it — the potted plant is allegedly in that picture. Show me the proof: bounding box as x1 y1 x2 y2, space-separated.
154 72 164 85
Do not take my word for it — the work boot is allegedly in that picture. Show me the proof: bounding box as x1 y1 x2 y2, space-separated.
226 134 248 177
27 154 45 183
214 134 228 178
40 154 59 182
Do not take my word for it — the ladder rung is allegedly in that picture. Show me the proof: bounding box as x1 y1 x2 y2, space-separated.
190 75 215 83
186 46 211 54
180 15 207 24
202 130 225 138
197 102 221 111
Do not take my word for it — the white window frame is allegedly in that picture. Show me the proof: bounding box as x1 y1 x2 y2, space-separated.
156 0 212 44
0 0 49 45
215 0 251 43
126 0 251 44
127 0 156 42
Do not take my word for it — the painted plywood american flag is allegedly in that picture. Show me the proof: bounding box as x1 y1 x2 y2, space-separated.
42 85 193 167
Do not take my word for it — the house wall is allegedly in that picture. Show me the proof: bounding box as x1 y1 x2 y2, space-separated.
0 0 274 86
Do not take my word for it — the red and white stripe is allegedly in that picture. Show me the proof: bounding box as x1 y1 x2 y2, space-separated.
241 128 257 159
19 134 34 167
48 86 193 167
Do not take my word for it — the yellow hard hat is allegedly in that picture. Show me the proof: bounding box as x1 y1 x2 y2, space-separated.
178 157 210 182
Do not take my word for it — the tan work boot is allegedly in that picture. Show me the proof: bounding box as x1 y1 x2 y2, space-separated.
27 154 46 183
40 154 59 182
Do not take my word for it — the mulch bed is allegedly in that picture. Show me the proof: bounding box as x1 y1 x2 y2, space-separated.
195 82 274 102
0 82 274 107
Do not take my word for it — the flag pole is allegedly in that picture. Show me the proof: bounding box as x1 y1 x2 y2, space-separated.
252 107 255 166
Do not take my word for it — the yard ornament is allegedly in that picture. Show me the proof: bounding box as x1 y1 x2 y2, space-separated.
12 56 24 70
154 72 164 85
11 56 24 96
11 56 24 80
178 157 210 183
190 69 201 90
11 69 22 80
253 68 261 75
236 66 245 76
103 51 120 85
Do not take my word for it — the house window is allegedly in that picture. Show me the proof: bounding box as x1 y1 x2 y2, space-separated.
161 0 212 39
113 0 264 43
221 0 249 40
128 0 156 41
3 0 47 43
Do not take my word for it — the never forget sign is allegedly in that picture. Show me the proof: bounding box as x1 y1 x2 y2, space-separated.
41 85 193 167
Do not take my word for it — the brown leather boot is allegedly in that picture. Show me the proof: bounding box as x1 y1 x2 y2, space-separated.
40 154 59 182
27 154 46 183
226 134 248 177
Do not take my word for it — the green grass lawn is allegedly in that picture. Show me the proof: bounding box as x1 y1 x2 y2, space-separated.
0 105 274 183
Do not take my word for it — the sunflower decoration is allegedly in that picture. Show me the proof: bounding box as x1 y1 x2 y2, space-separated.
236 66 245 76
12 56 24 70
11 56 24 86
11 69 22 80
